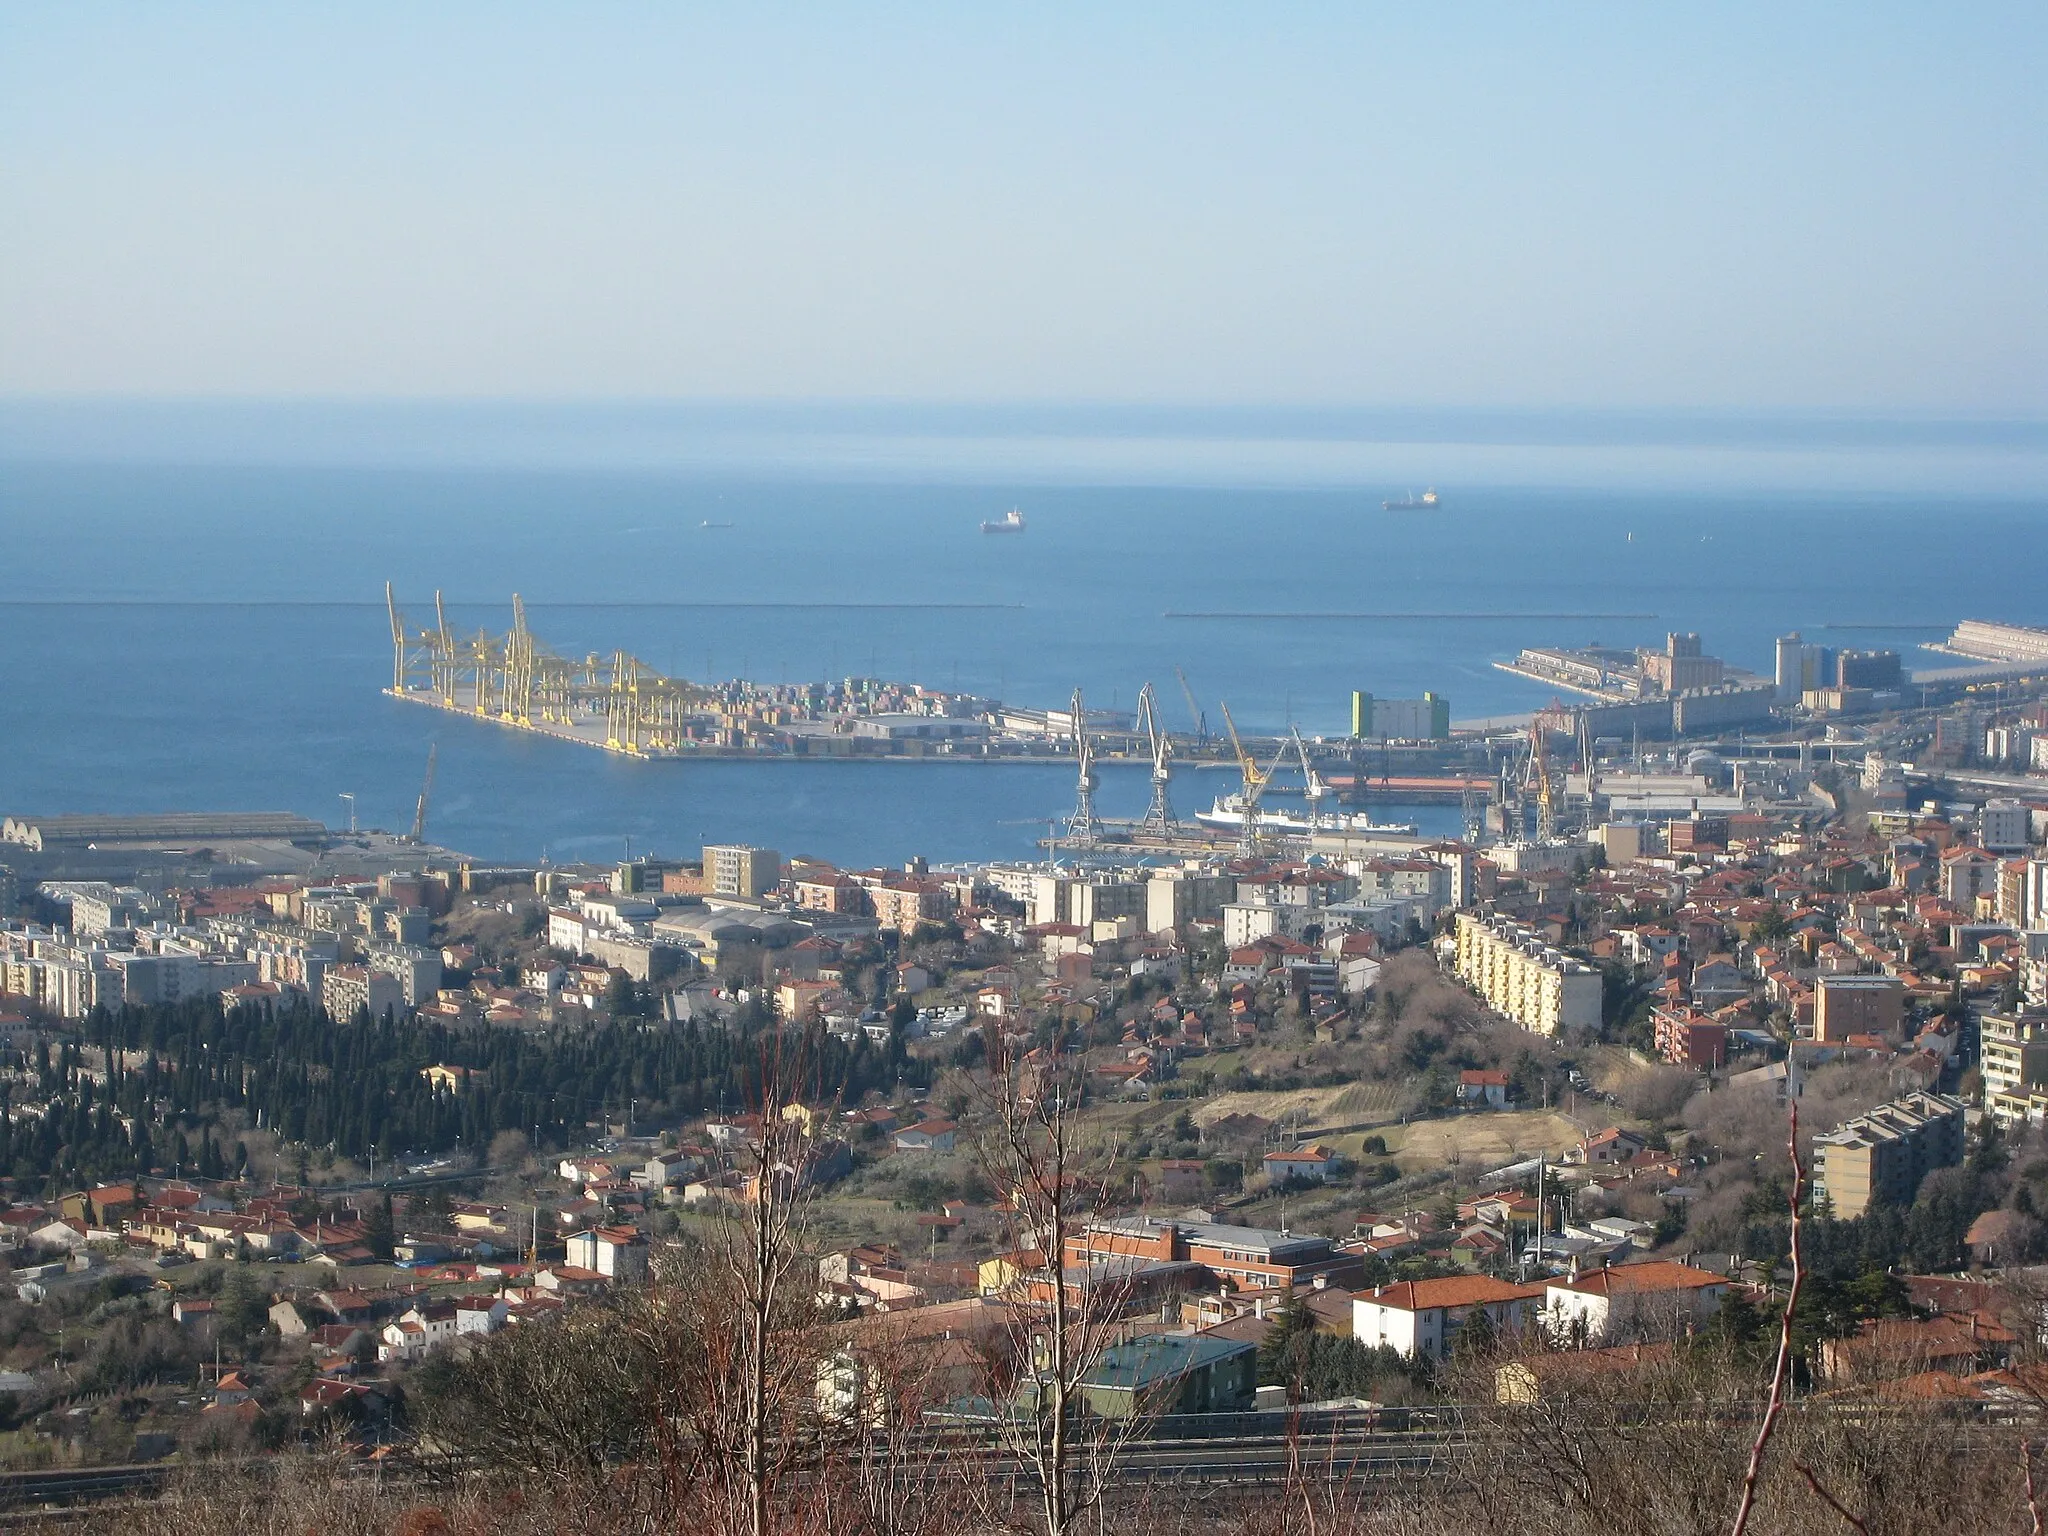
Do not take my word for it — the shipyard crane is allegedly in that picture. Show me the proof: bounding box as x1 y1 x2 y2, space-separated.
1174 667 1209 749
1136 682 1174 835
1530 719 1559 843
1291 726 1330 830
1066 688 1099 845
407 742 438 845
1219 702 1276 858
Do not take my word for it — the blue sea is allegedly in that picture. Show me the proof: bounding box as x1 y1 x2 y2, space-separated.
1 402 2045 869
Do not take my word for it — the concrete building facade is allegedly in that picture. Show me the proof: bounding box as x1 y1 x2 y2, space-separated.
1451 912 1603 1036
1812 974 1905 1043
703 844 781 899
1812 1093 1968 1219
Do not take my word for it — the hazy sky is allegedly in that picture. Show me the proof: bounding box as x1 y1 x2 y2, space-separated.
3 4 2043 411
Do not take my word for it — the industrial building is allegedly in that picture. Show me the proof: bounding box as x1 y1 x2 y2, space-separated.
1 812 328 852
1939 619 2048 666
1451 911 1603 1036
1350 691 1451 742
1812 1093 1967 1220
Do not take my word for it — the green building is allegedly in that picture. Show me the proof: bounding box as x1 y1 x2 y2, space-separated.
1076 1333 1257 1420
1351 691 1451 742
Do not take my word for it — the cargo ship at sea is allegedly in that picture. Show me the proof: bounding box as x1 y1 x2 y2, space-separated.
981 509 1027 534
1382 488 1439 511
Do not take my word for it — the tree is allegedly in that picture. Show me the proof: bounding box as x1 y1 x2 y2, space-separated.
971 1021 1135 1536
218 1265 270 1351
1257 1288 1318 1389
365 1193 394 1263
619 1032 835 1536
412 1303 652 1493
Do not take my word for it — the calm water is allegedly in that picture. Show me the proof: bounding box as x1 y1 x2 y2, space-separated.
1 408 2044 867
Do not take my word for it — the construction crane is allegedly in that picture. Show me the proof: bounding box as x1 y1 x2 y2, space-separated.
1174 667 1209 749
1066 688 1099 844
1136 682 1174 835
1290 726 1330 830
407 742 439 845
1530 720 1558 843
1219 702 1276 859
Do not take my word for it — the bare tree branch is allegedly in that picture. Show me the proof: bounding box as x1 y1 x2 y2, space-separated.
1729 1098 1802 1536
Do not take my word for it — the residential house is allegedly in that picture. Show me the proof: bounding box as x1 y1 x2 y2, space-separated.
565 1225 650 1281
1458 1069 1511 1108
1263 1145 1339 1185
1541 1260 1728 1344
893 1119 959 1153
1353 1275 1546 1360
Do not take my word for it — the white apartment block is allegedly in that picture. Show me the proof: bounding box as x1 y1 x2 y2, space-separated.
1451 911 1603 1036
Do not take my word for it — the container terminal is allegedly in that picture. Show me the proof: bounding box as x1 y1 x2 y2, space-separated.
384 587 2048 856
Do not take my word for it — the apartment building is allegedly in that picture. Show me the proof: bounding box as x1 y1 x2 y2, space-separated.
1982 1011 2048 1102
1451 911 1603 1036
1651 1006 1728 1070
865 878 954 934
1812 973 1905 1043
703 844 781 899
1812 1093 1968 1219
322 964 406 1022
1145 871 1235 936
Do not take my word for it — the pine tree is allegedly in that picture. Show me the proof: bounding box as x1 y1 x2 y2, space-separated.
366 1193 395 1262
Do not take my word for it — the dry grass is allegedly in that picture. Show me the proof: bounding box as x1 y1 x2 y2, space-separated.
1193 1081 1396 1130
1386 1109 1586 1175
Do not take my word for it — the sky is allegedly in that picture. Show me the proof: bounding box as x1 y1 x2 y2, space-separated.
2 4 2045 414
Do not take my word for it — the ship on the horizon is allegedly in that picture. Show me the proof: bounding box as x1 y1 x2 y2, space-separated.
1194 794 1418 839
1382 488 1440 511
981 508 1027 534
700 520 735 529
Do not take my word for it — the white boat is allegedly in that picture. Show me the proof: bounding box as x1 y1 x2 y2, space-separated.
1194 794 1418 838
981 508 1026 534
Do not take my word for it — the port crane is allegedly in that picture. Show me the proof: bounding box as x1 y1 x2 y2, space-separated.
1529 719 1559 843
1219 702 1276 858
1291 726 1330 828
1174 667 1209 749
1066 688 1099 845
1136 682 1174 835
385 585 714 756
407 742 438 845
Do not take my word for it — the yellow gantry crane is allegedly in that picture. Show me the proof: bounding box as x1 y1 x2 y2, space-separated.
1219 702 1276 858
1530 719 1558 843
384 586 714 756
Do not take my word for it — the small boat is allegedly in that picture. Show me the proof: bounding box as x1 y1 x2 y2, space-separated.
1382 488 1439 511
700 520 735 529
981 509 1026 534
